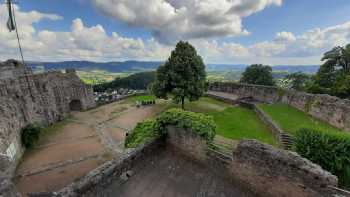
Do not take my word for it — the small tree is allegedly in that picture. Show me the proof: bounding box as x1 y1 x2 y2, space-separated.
152 41 206 109
240 64 275 86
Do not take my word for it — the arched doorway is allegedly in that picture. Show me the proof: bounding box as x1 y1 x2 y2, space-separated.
69 100 82 111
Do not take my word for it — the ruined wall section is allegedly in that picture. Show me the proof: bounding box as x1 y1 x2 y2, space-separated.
209 82 350 132
230 140 338 197
0 60 95 172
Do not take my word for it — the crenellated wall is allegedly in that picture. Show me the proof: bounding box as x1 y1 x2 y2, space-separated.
0 60 95 175
209 82 350 132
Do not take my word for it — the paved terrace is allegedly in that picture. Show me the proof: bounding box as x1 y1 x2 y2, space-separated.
86 149 253 197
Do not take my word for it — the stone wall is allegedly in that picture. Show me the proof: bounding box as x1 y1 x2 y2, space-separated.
39 128 341 197
28 140 164 197
0 60 95 175
229 140 338 197
166 126 207 162
165 125 339 196
209 82 350 132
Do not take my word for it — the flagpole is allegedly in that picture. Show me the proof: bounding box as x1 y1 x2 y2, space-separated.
7 0 26 66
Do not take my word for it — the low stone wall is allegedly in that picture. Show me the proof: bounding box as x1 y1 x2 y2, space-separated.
229 140 338 197
209 82 350 132
253 104 283 139
28 128 340 197
27 139 164 197
238 101 285 147
165 126 339 197
166 126 207 162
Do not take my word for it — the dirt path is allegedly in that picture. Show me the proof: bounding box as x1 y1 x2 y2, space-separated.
15 99 163 196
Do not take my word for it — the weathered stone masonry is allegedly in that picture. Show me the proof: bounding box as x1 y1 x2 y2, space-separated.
0 60 95 175
44 127 339 197
209 82 350 132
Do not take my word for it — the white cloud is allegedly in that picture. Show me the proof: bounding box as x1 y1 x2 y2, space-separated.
189 21 350 64
275 31 296 42
92 0 282 43
0 5 171 61
1 4 350 66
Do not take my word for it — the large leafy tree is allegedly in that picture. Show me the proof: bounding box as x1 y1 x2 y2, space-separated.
307 44 350 98
152 41 206 109
240 64 275 86
285 72 311 91
321 44 350 73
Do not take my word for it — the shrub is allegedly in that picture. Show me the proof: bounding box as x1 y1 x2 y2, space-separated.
294 128 350 188
125 108 216 148
124 120 159 148
156 108 216 143
21 124 42 148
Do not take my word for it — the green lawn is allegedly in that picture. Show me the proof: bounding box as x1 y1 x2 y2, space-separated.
185 97 277 145
257 103 342 135
129 94 156 102
125 95 277 145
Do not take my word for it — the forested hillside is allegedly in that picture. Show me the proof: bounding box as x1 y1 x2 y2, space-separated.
93 71 156 92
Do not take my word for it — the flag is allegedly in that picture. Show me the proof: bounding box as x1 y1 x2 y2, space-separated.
6 0 16 32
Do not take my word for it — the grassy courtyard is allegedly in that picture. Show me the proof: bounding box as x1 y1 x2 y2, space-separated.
125 95 277 145
257 103 343 135
186 97 277 145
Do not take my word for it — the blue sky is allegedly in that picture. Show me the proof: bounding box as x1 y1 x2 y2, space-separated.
1 0 350 65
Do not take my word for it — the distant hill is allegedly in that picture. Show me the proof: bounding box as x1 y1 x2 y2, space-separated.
28 61 320 74
28 61 163 73
93 71 156 92
207 64 320 73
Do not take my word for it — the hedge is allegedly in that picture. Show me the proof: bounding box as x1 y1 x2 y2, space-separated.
294 128 350 188
125 108 216 148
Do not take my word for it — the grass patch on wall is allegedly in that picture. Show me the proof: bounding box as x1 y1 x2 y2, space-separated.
125 108 216 148
257 103 342 135
124 119 159 148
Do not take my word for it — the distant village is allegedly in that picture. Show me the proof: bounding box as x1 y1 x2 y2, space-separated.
94 88 146 104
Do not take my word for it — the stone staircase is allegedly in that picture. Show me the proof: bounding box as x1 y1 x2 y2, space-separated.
280 133 294 150
207 137 236 163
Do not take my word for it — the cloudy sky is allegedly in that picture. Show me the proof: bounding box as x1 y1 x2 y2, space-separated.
1 0 350 65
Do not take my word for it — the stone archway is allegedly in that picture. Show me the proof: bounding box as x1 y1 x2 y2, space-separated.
69 99 82 111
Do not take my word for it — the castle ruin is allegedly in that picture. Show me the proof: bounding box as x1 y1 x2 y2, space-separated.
0 60 95 175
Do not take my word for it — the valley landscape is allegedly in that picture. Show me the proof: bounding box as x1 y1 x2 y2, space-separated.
29 60 320 84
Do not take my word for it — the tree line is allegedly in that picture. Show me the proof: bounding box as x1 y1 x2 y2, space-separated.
240 44 350 99
95 41 350 104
